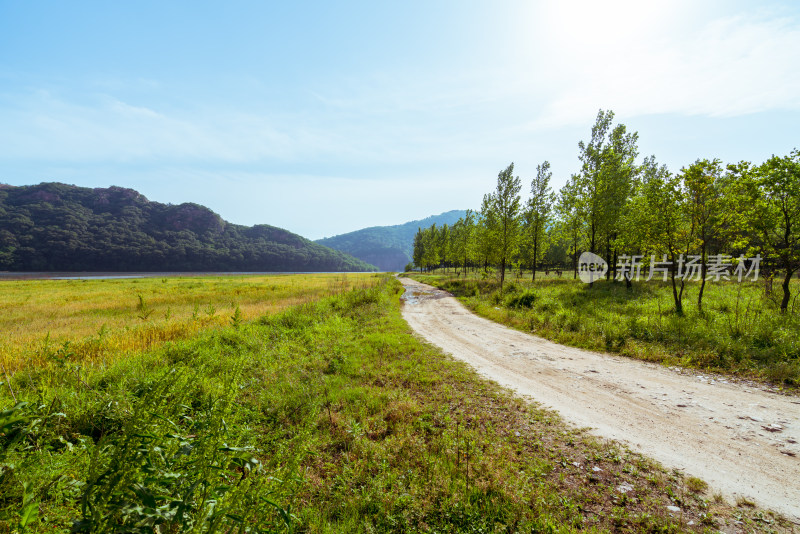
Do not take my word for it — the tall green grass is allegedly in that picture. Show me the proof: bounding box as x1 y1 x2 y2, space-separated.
412 273 800 387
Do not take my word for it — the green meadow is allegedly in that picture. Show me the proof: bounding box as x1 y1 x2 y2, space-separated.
0 274 791 532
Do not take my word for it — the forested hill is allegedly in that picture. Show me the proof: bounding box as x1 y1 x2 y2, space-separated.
0 183 378 272
316 210 467 271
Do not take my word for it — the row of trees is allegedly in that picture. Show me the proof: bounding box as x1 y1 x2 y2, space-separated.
412 110 800 313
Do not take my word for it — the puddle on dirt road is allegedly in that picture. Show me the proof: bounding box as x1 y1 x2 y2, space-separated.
399 281 451 306
401 290 421 305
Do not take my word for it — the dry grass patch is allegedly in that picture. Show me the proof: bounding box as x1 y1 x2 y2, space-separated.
0 273 378 372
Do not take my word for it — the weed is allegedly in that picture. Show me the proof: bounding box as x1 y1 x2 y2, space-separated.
135 294 153 321
699 511 717 526
231 305 242 329
686 476 708 494
737 495 757 507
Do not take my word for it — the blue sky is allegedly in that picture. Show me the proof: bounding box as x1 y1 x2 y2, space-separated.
1 1 799 239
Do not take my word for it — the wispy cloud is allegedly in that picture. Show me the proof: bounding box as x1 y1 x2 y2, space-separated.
0 81 525 170
0 91 332 164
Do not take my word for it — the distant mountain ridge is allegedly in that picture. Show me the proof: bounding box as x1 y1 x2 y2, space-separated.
316 210 467 271
0 182 377 272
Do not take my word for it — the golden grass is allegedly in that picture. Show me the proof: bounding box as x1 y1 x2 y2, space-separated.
0 273 379 373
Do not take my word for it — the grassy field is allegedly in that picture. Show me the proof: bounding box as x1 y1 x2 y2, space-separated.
0 273 373 373
407 270 800 388
0 274 791 532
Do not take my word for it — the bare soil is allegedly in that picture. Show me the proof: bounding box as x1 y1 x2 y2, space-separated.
399 277 800 523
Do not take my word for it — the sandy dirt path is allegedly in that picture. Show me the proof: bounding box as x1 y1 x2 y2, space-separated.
399 278 800 522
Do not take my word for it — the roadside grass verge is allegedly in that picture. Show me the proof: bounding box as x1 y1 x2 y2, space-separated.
407 272 800 389
0 276 789 531
0 273 373 373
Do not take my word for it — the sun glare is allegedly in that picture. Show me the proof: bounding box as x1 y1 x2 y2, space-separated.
538 1 683 59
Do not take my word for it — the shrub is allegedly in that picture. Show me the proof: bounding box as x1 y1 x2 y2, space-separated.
506 290 537 309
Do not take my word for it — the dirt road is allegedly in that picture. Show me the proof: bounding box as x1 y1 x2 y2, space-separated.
399 278 800 522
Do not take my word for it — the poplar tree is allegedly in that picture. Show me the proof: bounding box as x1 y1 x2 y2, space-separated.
576 110 638 282
476 196 495 273
637 156 692 313
412 228 425 270
577 110 614 259
555 175 584 279
524 161 555 280
438 224 451 272
451 210 475 276
752 150 800 312
421 224 440 271
485 163 522 291
601 123 639 278
681 159 723 312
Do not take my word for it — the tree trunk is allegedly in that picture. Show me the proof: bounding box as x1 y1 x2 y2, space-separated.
589 223 596 287
671 253 684 315
697 242 707 312
780 267 794 312
670 273 682 314
572 245 578 280
500 256 506 291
